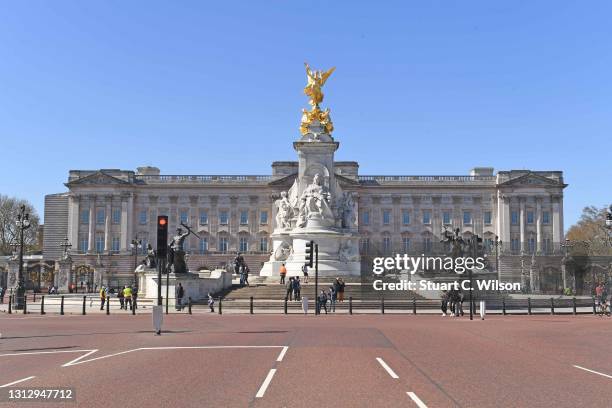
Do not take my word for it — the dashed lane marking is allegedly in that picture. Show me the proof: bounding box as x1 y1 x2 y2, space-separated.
407 392 428 408
376 357 399 379
573 365 612 380
276 346 288 362
255 369 277 398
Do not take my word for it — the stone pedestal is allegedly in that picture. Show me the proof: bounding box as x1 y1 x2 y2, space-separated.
57 258 73 293
7 259 19 290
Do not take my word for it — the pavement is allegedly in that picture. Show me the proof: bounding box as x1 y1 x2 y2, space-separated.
0 313 611 407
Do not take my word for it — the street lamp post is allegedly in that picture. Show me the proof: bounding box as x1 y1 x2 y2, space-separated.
493 235 502 281
14 205 31 310
130 239 142 286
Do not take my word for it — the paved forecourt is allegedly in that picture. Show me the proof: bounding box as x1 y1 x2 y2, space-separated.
0 313 611 407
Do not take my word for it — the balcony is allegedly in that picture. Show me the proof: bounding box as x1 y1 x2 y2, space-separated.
134 175 273 185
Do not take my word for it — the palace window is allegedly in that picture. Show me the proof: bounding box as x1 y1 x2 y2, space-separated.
180 210 189 224
240 211 248 225
182 239 189 252
239 237 248 252
218 237 228 252
402 210 410 225
463 211 472 225
362 211 370 226
219 211 229 225
423 237 432 253
443 211 451 225
95 234 104 253
511 238 520 252
80 209 89 224
543 238 552 254
199 238 208 254
112 207 121 224
79 234 88 252
402 237 411 253
200 211 208 225
383 210 391 225
485 238 493 252
528 237 536 253
260 211 268 224
139 210 147 225
484 211 492 225
422 210 431 225
96 208 105 225
383 237 391 253
360 238 370 254
542 211 550 225
511 211 519 225
259 237 268 252
140 239 148 255
111 236 121 252
527 211 534 224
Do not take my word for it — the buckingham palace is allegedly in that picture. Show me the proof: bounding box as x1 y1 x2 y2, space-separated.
40 63 572 293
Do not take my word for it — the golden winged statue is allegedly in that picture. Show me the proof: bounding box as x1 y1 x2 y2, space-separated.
304 62 335 108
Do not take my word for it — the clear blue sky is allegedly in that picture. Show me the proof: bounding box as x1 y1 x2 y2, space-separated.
1 1 610 230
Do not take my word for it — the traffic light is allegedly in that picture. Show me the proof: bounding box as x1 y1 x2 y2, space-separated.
305 240 314 268
157 216 168 258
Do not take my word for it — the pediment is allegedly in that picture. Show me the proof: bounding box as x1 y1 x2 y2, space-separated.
66 171 129 187
268 173 297 187
499 172 562 187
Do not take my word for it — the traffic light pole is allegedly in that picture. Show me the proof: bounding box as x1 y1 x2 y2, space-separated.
157 258 163 306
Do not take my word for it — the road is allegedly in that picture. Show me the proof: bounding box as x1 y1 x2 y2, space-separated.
0 313 611 407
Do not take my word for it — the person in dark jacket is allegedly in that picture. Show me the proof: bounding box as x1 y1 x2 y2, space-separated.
175 283 185 311
293 277 301 301
318 290 328 314
285 277 294 301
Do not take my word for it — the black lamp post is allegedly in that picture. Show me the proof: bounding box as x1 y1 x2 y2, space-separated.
493 235 502 280
130 238 142 285
14 205 31 310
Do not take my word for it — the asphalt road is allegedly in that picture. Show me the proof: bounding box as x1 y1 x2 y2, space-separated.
0 313 610 407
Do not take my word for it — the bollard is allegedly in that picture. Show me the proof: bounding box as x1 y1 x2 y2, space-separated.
284 297 288 314
33 293 36 303
132 300 136 315
349 296 353 315
572 297 576 315
23 295 27 314
502 297 506 315
592 298 596 315
8 295 12 314
218 297 222 315
413 297 417 315
41 295 45 315
106 295 110 315
527 297 532 315
188 297 192 315
60 296 65 315
381 297 385 314
550 298 555 315
250 296 253 315
82 296 87 315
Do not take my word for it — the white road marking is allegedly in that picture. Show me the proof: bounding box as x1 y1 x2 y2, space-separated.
0 376 36 388
276 346 288 362
255 368 276 398
407 392 428 408
62 350 100 367
376 357 399 379
573 365 612 379
0 349 97 358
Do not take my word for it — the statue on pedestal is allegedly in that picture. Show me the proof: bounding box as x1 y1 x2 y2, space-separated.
296 173 335 228
275 191 293 230
337 192 356 229
144 244 156 268
300 62 336 136
168 226 195 274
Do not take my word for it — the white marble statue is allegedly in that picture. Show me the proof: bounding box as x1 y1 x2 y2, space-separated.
274 242 293 261
275 191 293 230
296 173 335 227
338 192 356 228
339 239 359 262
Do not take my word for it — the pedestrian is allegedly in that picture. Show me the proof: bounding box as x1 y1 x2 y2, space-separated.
208 293 215 313
118 287 125 309
132 287 138 310
175 283 185 311
286 277 294 301
456 288 465 316
280 263 287 284
294 276 301 301
318 290 328 314
0 287 4 304
448 288 457 317
337 278 345 302
328 285 337 312
243 265 250 287
239 265 245 287
123 285 133 311
595 282 603 305
99 286 107 310
302 264 309 283
441 290 448 316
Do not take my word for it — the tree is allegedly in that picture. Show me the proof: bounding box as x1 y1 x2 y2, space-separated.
565 205 612 255
0 195 41 255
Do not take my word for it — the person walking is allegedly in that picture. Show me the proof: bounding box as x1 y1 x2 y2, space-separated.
175 283 185 311
328 285 337 313
440 290 448 316
302 264 309 284
279 263 287 284
207 293 215 313
294 276 301 301
318 290 328 314
132 287 138 310
286 277 294 301
595 283 604 306
123 285 133 311
456 288 465 316
243 264 250 287
337 278 345 302
0 287 5 304
118 287 125 309
99 286 107 310
239 265 245 287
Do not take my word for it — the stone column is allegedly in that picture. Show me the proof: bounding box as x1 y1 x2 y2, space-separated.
88 197 95 253
104 196 112 252
120 195 129 251
519 197 526 253
7 259 19 290
552 194 562 250
536 197 542 254
68 194 80 248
